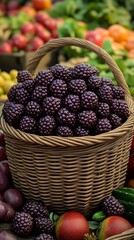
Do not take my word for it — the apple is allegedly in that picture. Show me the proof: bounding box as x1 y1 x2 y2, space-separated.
35 11 50 25
43 18 57 31
25 37 44 52
7 1 20 10
0 147 7 161
20 6 36 18
98 216 132 240
34 22 45 35
51 29 58 39
7 9 19 16
12 33 27 50
21 22 35 35
85 30 105 47
0 42 13 53
55 211 90 240
37 28 51 42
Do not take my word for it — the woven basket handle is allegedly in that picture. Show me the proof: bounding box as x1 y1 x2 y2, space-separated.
26 37 131 97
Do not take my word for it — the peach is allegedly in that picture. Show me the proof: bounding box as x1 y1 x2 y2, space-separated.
98 216 132 240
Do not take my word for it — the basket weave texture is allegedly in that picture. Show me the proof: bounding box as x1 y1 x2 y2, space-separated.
0 38 134 223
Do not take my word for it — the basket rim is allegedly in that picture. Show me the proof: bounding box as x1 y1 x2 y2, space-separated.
1 111 134 147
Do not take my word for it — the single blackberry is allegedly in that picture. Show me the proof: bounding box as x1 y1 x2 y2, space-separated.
81 91 98 110
57 108 76 127
32 86 48 103
35 70 54 87
98 85 113 104
16 88 30 105
97 102 110 118
95 118 112 134
35 233 55 240
64 94 80 112
11 212 33 237
57 126 73 137
17 70 33 83
7 84 17 102
19 116 37 134
50 79 67 98
35 217 54 235
101 195 125 216
109 114 122 129
112 86 125 100
38 116 56 136
74 125 90 136
26 101 42 118
22 200 49 218
78 110 97 128
42 97 61 115
72 63 99 79
87 75 102 91
101 77 114 88
2 100 14 118
23 79 35 93
110 99 129 120
5 103 24 127
50 64 72 81
68 79 87 95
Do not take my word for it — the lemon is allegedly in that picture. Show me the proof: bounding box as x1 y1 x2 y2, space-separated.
1 72 12 81
0 94 8 101
0 87 4 96
3 81 15 94
0 76 4 88
10 69 18 80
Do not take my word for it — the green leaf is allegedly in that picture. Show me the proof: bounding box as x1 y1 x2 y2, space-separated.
88 221 100 230
102 40 113 54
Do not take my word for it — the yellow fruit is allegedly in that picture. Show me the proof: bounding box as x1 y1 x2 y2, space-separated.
3 81 15 94
0 76 5 88
0 87 4 96
1 72 12 81
0 94 8 101
10 69 18 80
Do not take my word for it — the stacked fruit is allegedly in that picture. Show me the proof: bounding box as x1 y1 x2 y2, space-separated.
0 69 18 101
3 63 129 137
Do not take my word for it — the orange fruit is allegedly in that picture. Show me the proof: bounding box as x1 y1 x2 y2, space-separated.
32 0 52 10
111 42 125 50
128 49 134 58
21 6 36 17
108 24 129 42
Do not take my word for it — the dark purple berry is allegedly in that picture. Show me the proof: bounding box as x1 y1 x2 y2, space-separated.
26 101 41 118
57 108 76 127
42 96 61 115
35 217 54 234
98 85 113 104
50 79 67 98
32 86 48 103
17 70 32 83
5 103 24 127
101 77 114 87
95 118 112 134
35 70 54 87
109 114 122 129
87 75 102 90
57 126 73 137
81 91 98 110
64 94 80 112
50 64 72 81
112 86 125 100
19 116 37 133
68 79 87 95
74 125 90 136
72 63 99 79
16 88 30 105
110 99 129 120
97 102 110 118
38 116 56 135
78 110 97 128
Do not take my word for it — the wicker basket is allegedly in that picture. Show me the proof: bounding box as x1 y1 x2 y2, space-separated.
0 38 134 219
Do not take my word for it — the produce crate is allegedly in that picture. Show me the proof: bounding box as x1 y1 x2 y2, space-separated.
0 37 134 240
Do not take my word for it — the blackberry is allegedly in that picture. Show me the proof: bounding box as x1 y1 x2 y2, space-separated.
87 76 102 91
22 200 49 218
16 88 30 105
50 79 67 98
2 100 14 117
50 64 72 81
38 116 56 136
112 86 125 100
57 126 73 137
5 103 24 127
101 195 125 216
72 63 99 79
57 108 76 127
42 97 61 115
97 102 110 118
7 84 17 102
32 86 48 103
64 94 80 112
95 118 112 134
23 79 35 93
78 110 97 128
68 79 87 95
19 116 37 134
11 212 33 237
35 217 54 235
74 125 90 136
35 233 55 240
26 101 42 118
101 77 114 88
98 85 113 104
17 70 32 83
109 114 122 129
35 70 54 87
110 99 129 120
81 91 98 110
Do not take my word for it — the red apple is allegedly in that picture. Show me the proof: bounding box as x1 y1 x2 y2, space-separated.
37 28 51 42
12 33 27 50
85 29 106 47
34 22 45 35
25 37 44 52
21 22 35 35
127 156 134 178
7 1 20 10
35 11 50 25
55 211 90 240
43 18 57 31
0 42 13 53
51 29 58 38
98 216 132 240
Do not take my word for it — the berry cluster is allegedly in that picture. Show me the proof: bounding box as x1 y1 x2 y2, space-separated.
3 63 129 137
11 200 55 239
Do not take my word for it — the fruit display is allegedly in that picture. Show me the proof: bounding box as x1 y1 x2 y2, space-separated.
0 69 18 101
2 63 130 137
